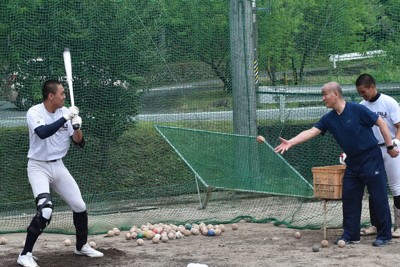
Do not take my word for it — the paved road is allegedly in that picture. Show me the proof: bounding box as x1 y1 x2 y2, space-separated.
2 82 400 126
0 101 26 127
0 101 328 126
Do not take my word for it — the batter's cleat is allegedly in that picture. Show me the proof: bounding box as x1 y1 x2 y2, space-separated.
334 237 360 245
372 239 391 247
17 252 39 267
360 226 377 236
392 226 400 238
74 243 104 257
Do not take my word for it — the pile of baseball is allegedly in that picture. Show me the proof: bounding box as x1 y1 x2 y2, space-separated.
105 222 238 246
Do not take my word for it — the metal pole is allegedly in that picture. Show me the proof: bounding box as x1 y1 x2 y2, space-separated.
230 0 257 136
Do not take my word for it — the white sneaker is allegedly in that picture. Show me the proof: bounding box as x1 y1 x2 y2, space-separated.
74 243 104 257
393 226 400 238
17 252 39 267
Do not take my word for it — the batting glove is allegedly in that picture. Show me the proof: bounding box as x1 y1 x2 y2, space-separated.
63 106 79 121
71 115 82 130
339 153 346 165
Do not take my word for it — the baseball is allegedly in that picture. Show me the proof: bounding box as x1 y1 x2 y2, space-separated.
190 227 199 235
152 237 160 244
137 238 144 246
207 229 215 236
125 232 132 240
321 239 329 247
89 241 97 248
107 230 115 237
256 135 266 144
178 225 186 233
175 231 182 239
294 232 301 239
337 240 346 248
113 228 120 236
183 229 191 236
214 228 222 236
185 223 192 230
0 237 8 245
167 231 176 239
146 231 155 240
63 238 71 246
201 227 208 236
231 224 238 230
161 234 169 243
131 232 138 239
312 244 320 252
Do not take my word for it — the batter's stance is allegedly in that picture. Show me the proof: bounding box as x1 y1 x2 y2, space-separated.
17 80 103 267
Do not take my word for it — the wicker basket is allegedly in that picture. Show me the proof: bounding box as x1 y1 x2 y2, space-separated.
312 165 345 199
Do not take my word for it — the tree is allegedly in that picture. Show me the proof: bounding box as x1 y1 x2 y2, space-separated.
257 0 383 85
0 0 140 148
163 0 231 91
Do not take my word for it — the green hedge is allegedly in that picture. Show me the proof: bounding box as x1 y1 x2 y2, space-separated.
0 121 340 205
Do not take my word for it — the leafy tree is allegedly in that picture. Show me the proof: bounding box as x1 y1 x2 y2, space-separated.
258 0 384 85
163 0 231 91
0 0 140 152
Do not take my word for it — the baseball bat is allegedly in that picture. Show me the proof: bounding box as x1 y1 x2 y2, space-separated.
63 48 75 107
63 48 80 130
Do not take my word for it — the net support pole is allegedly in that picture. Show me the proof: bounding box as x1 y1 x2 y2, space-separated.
194 173 213 210
230 0 257 136
323 199 327 240
195 174 203 208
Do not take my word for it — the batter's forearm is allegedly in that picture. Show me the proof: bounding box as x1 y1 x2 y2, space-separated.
72 129 83 143
34 118 67 139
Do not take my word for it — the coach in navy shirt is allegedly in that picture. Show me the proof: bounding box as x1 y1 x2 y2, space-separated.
274 81 397 247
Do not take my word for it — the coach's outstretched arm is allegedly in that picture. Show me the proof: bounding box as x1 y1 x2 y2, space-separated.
274 127 322 154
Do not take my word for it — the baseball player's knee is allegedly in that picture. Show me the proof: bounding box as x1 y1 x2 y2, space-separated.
71 201 86 213
28 193 53 235
36 193 53 219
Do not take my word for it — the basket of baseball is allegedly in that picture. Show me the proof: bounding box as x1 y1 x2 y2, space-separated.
312 165 345 199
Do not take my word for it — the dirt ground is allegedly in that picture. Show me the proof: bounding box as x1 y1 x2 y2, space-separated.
1 222 400 267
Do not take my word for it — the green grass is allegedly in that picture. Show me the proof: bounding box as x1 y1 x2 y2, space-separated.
169 89 232 112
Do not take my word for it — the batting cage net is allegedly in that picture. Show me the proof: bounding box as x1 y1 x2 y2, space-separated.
1 0 400 235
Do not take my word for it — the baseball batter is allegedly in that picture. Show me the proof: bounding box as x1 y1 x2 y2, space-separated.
356 73 400 238
17 80 103 267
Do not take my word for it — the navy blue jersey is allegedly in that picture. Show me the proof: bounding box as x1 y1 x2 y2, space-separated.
314 102 379 158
